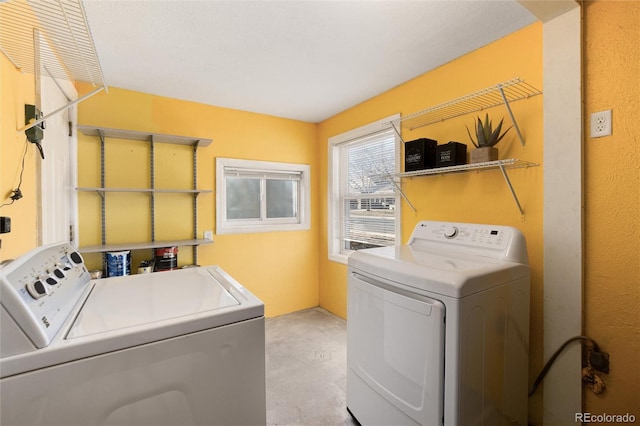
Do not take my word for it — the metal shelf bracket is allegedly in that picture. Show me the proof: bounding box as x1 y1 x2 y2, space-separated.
498 163 525 216
498 86 526 147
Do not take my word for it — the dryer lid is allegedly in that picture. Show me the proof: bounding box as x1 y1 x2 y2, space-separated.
348 242 529 299
67 267 241 339
349 221 530 298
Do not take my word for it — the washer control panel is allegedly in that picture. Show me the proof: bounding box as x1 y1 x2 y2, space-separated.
409 221 528 264
435 224 507 247
0 243 91 351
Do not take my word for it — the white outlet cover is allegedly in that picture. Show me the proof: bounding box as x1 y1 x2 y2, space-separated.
590 109 612 138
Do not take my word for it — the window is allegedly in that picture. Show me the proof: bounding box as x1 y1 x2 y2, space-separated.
328 114 401 263
216 158 310 234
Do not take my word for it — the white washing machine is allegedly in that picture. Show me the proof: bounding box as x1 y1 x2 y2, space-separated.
0 242 266 426
347 221 530 426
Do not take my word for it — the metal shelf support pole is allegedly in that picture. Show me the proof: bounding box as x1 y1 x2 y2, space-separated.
18 88 105 134
390 175 416 214
192 141 200 265
98 130 106 245
390 121 405 143
150 136 156 243
498 86 526 147
387 122 415 212
498 163 525 216
98 129 106 272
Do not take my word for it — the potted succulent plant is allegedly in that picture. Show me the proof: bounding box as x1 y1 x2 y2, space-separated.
466 113 512 163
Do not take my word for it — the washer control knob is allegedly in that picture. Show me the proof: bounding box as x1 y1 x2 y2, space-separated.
44 275 59 286
444 226 458 239
26 280 48 299
67 251 84 266
52 267 65 279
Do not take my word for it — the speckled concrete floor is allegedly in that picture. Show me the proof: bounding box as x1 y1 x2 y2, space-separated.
265 307 359 426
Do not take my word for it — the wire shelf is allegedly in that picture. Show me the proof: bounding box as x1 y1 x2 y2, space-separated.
397 158 538 178
0 0 106 87
394 78 541 131
395 158 539 216
79 239 214 254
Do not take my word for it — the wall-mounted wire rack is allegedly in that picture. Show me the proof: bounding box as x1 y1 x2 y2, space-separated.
0 0 107 132
397 159 538 216
384 78 542 216
389 78 542 147
396 158 537 178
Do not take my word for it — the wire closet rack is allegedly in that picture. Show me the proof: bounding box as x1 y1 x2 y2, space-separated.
392 78 542 132
0 0 107 131
385 78 543 216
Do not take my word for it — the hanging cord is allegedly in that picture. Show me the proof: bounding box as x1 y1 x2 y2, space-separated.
0 140 29 208
528 335 605 397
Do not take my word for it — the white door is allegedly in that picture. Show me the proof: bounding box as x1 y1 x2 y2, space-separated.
38 75 77 246
347 268 445 426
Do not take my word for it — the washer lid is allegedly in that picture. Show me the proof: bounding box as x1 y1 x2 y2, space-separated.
67 267 241 339
0 266 264 379
348 244 529 298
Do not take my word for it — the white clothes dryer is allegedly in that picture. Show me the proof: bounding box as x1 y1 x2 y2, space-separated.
347 221 530 426
0 242 266 426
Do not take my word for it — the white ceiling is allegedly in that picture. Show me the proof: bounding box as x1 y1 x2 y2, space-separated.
83 0 537 123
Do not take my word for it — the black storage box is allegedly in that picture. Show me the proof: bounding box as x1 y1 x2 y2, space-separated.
436 141 467 167
404 138 437 172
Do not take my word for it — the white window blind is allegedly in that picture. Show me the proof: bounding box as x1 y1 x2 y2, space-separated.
216 158 310 234
328 114 400 261
224 168 301 221
342 130 397 250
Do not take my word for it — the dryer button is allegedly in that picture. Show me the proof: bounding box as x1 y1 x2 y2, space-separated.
444 226 458 239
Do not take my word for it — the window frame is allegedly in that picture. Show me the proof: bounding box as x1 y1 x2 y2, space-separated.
327 114 401 264
216 158 311 235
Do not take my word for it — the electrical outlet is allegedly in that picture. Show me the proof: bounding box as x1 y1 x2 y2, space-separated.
589 350 610 373
203 230 213 240
590 109 612 138
0 217 10 234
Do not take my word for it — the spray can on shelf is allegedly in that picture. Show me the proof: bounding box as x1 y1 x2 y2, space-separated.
154 247 178 271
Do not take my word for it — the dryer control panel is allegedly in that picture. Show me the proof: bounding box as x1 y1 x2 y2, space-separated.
409 221 528 264
0 243 92 355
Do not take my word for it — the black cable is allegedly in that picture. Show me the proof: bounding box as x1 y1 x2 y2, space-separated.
528 335 600 397
0 140 29 208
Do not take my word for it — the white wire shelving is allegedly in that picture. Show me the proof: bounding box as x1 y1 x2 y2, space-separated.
397 158 537 178
397 159 539 216
385 78 542 216
389 78 542 147
1 0 107 133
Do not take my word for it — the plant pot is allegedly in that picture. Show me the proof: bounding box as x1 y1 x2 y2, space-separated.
470 147 498 164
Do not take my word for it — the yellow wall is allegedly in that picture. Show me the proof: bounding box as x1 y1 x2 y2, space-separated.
2 2 638 419
0 55 38 258
583 0 640 417
75 84 320 318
